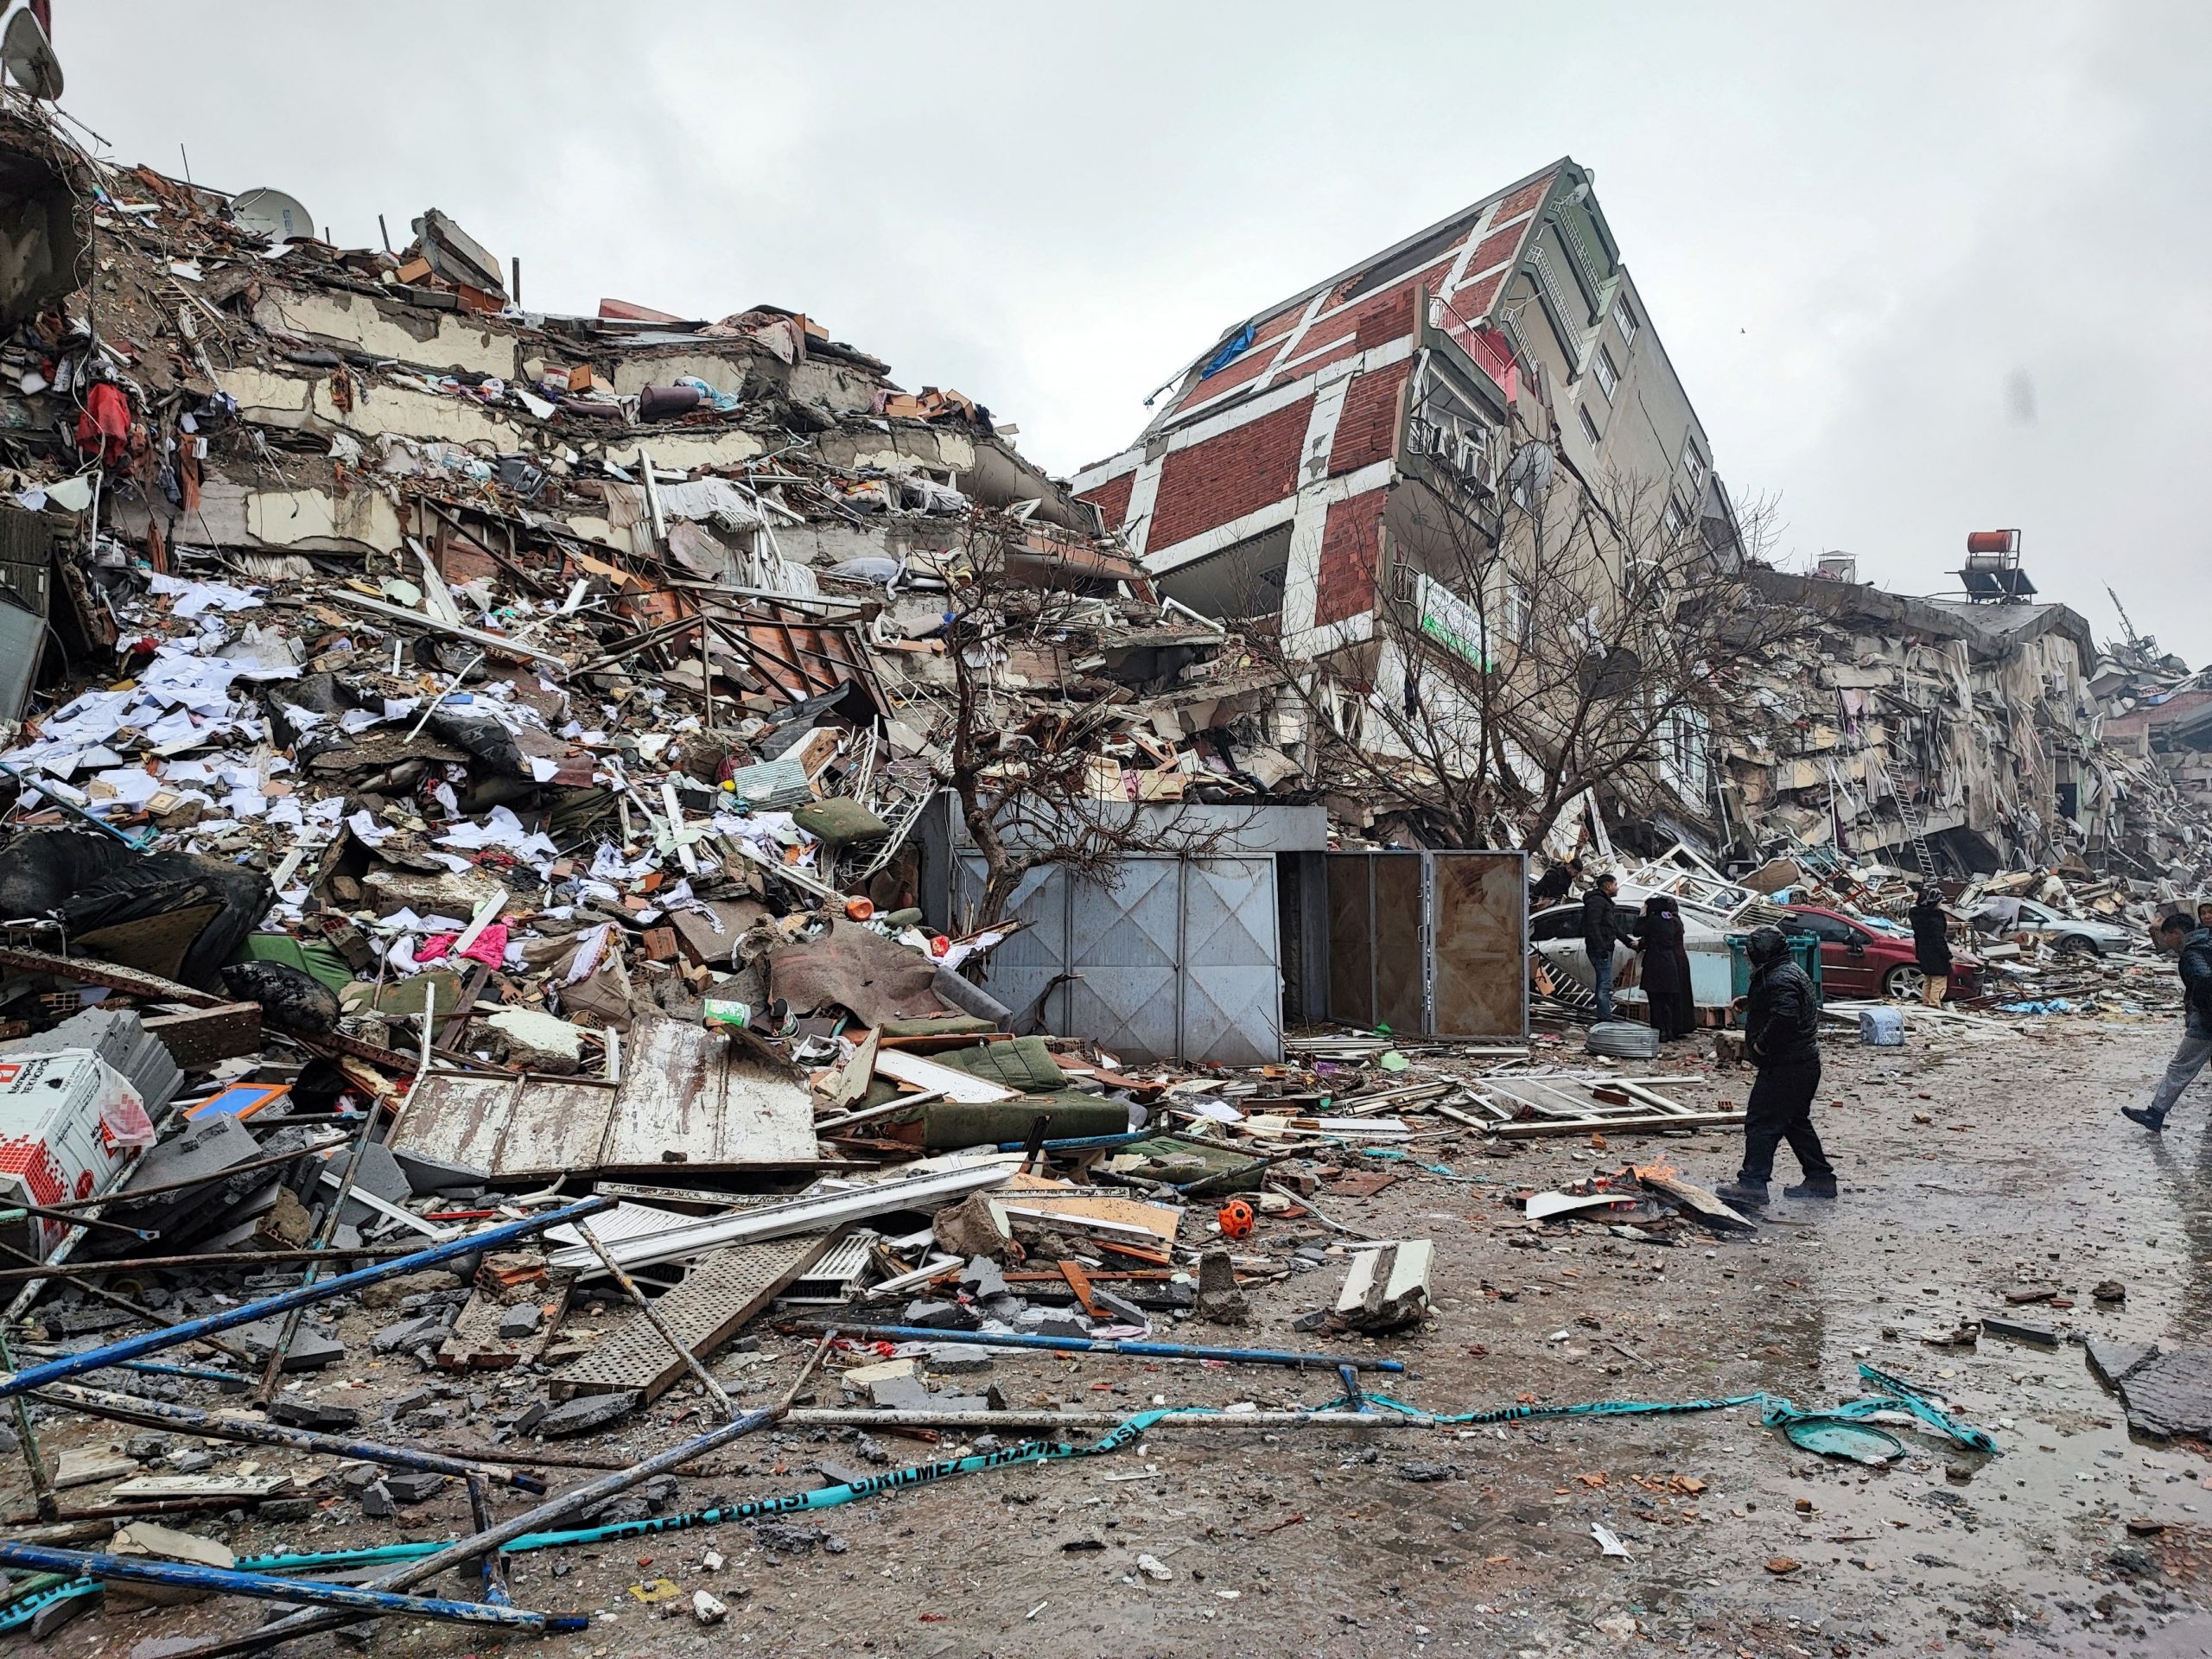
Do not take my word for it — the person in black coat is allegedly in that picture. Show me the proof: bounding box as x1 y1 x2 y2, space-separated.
1580 874 1639 1020
1637 894 1696 1039
1717 925 1835 1207
1531 855 1583 910
1909 886 1953 1007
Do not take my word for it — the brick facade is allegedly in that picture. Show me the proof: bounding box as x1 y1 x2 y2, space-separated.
1077 470 1133 532
1328 361 1410 477
1314 489 1387 626
1147 393 1314 552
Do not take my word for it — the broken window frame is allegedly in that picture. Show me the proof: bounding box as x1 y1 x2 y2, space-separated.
1612 295 1639 348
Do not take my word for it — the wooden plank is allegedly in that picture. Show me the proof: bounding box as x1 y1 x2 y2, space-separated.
552 1233 831 1402
1492 1110 1743 1140
141 1001 263 1067
1058 1258 1102 1317
0 946 220 1007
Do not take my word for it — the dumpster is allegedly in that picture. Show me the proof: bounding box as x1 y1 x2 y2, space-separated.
1723 931 1823 1024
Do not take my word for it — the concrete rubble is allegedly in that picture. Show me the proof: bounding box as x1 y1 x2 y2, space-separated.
0 99 2195 1659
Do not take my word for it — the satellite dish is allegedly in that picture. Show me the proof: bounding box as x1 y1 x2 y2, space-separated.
231 188 316 245
2 6 61 101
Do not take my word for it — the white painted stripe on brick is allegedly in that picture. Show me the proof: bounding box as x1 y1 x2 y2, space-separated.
1141 496 1297 575
1071 453 1141 495
1438 203 1499 299
1121 455 1166 557
1275 457 1395 638
1255 290 1329 394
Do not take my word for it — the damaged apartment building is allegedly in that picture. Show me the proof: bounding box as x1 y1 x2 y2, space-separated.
1071 156 1746 850
1725 545 2212 883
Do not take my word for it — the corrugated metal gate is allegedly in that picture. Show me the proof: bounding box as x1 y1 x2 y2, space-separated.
1325 850 1528 1040
955 854 1281 1065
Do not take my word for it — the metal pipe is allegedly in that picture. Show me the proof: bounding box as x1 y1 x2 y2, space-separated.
780 1407 1412 1430
0 1244 420 1282
0 1197 612 1400
254 988 435 1405
0 1325 55 1521
575 1217 735 1420
0 1203 154 1239
0 1236 257 1367
0 1540 583 1635
26 1380 547 1493
39 1135 351 1213
798 1323 1407 1373
170 1333 836 1659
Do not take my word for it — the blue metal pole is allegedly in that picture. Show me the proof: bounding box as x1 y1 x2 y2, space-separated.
0 1197 612 1401
0 1541 583 1634
810 1321 1408 1372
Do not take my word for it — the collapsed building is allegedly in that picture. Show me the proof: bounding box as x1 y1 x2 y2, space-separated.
1725 549 2212 888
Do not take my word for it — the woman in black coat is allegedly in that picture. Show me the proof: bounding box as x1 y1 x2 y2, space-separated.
1909 886 1953 1007
1637 894 1697 1039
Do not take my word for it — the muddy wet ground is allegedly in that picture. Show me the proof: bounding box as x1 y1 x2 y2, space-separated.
16 1013 2212 1658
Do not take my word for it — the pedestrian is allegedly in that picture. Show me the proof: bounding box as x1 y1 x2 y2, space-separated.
1637 893 1695 1040
1717 925 1836 1206
2120 911 2212 1133
1909 885 1953 1008
1580 872 1639 1020
2197 899 2212 932
1531 854 1583 910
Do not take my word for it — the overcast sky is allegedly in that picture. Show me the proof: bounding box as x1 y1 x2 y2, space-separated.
54 2 2212 661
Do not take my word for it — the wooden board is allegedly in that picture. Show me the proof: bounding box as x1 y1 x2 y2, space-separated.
551 1233 831 1402
390 1011 817 1179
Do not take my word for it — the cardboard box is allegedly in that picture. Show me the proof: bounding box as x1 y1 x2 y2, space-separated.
0 1050 155 1255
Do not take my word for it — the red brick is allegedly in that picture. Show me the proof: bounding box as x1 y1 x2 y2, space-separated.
1079 470 1134 531
1147 395 1314 552
1329 361 1411 476
1493 174 1554 221
1315 490 1386 626
1461 224 1528 281
1275 334 1362 385
1442 268 1504 320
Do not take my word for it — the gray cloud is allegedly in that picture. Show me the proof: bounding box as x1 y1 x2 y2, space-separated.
54 0 2212 658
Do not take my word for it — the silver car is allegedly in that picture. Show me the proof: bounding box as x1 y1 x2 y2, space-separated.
2005 898 2136 957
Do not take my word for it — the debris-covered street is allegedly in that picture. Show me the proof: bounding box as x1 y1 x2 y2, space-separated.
14 1010 2212 1658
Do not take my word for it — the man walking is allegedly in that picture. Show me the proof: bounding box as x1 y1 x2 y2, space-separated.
1909 886 1953 1007
2121 911 2212 1133
1580 872 1638 1020
1717 925 1836 1206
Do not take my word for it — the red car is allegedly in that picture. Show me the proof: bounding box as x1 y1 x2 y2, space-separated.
1781 905 1983 1001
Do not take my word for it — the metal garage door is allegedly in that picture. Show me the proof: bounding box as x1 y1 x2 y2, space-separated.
953 854 1283 1065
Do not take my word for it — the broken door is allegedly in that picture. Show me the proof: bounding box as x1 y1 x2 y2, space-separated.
1323 849 1528 1039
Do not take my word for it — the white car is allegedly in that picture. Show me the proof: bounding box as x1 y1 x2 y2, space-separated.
1529 893 1735 1008
1993 899 2137 957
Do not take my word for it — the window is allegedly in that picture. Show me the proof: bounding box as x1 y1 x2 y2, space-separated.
1577 404 1601 446
1680 436 1707 500
1789 910 1854 945
1612 296 1637 346
1592 344 1618 402
1662 496 1684 538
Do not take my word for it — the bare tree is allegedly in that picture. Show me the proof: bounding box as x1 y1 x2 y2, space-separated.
925 518 1231 930
1255 454 1808 854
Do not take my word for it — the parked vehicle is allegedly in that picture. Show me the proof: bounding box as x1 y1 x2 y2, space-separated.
1782 904 1983 1001
1530 894 1735 1008
1999 899 2136 957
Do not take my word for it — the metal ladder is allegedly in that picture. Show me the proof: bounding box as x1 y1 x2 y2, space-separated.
1871 752 1938 883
